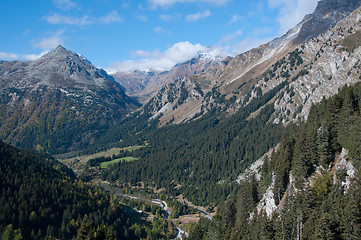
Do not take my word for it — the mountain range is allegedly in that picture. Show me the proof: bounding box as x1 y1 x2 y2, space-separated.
125 0 361 126
1 0 360 153
1 0 361 239
112 51 224 104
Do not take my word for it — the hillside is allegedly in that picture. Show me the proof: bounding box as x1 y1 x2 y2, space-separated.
0 45 139 154
140 0 361 126
0 140 138 239
188 82 361 240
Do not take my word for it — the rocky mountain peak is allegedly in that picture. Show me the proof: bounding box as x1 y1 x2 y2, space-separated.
3 45 110 89
292 0 361 44
35 45 79 62
55 44 66 50
0 45 139 153
36 45 75 62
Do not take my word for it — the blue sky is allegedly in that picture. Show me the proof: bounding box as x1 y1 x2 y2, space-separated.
0 0 319 72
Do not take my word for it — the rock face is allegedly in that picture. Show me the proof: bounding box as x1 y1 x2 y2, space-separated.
271 7 361 124
0 45 139 153
293 0 361 44
139 0 361 126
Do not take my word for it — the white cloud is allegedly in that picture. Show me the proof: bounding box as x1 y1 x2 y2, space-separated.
130 50 155 58
99 10 123 24
268 0 319 34
23 50 50 61
107 41 223 73
45 13 91 26
1 30 65 62
53 0 77 10
148 0 230 8
32 30 64 50
45 11 123 26
186 10 211 22
137 14 148 21
229 14 243 24
0 52 19 60
232 37 273 55
121 2 131 9
23 31 65 61
153 26 171 35
215 25 276 56
159 14 180 21
217 29 243 45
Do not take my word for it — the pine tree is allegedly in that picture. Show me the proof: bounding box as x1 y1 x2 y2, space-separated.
2 225 15 240
350 115 361 164
76 215 94 240
325 95 342 153
316 123 332 166
341 185 361 239
313 213 335 240
337 86 357 148
1 225 23 240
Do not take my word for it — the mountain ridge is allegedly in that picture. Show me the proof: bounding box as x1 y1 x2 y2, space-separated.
112 50 225 104
138 0 361 126
0 45 139 153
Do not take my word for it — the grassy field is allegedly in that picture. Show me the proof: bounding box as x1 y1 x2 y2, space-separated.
58 144 146 165
100 157 138 168
59 147 122 165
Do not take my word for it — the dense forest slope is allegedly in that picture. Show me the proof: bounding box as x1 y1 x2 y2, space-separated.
0 141 138 239
100 84 287 206
188 83 361 240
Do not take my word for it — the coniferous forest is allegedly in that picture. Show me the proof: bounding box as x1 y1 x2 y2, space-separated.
100 82 287 206
188 83 361 240
0 141 138 240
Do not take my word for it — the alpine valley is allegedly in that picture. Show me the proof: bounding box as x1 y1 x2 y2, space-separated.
1 0 361 239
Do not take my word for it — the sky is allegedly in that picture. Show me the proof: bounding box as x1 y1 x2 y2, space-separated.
0 0 319 73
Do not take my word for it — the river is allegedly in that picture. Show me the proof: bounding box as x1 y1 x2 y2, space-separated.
124 196 189 239
151 199 189 239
